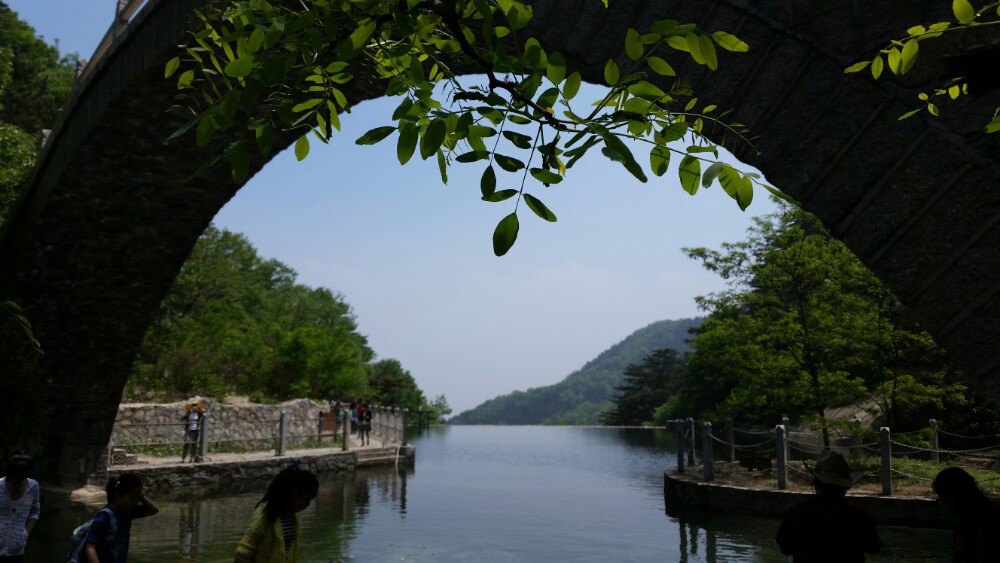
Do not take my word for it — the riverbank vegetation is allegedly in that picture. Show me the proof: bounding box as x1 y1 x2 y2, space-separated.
129 225 450 420
605 202 998 437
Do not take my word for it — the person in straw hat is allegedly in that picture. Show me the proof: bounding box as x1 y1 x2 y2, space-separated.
775 449 881 562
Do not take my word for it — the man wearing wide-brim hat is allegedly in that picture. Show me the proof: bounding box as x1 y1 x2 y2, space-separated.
775 449 882 562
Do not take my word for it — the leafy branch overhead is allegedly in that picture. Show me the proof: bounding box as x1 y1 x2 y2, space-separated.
167 0 779 256
846 0 1000 133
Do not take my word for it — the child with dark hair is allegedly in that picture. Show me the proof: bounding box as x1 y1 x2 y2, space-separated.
933 467 1000 562
83 473 159 563
0 454 40 562
234 467 319 562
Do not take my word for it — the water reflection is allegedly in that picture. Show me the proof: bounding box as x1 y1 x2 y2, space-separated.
26 426 950 562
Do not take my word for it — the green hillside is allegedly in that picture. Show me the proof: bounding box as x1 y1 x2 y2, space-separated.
450 318 702 425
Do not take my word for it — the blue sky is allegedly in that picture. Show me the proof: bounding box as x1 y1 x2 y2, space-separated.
11 0 779 412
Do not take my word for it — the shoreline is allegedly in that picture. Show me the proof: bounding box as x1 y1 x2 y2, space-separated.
663 470 950 529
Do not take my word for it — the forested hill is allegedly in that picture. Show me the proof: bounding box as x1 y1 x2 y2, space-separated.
450 317 702 425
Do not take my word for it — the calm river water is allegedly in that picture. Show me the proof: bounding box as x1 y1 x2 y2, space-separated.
28 425 951 561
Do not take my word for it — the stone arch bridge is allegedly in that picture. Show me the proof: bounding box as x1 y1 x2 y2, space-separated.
1 0 997 483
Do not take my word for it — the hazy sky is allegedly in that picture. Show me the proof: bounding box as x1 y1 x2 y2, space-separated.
11 1 778 412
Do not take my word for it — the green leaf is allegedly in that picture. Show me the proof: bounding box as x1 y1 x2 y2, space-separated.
628 81 667 99
887 48 902 74
678 155 701 194
177 69 195 89
656 122 688 143
625 28 643 60
495 154 525 172
420 119 447 160
898 108 921 121
649 145 670 176
646 56 676 76
196 115 215 148
482 189 518 202
563 71 582 99
339 19 376 58
985 116 1000 134
355 126 396 145
871 56 884 79
699 34 718 70
503 131 533 149
546 51 566 84
844 61 869 73
667 36 689 53
248 28 266 53
165 56 180 78
712 31 749 52
530 168 563 184
927 103 939 116
686 33 705 65
702 161 724 187
295 135 310 161
735 175 753 210
604 59 620 85
457 150 491 163
523 194 557 222
953 0 975 23
224 56 254 77
437 151 448 184
600 134 647 182
481 165 497 197
292 99 322 113
493 213 520 256
899 40 919 74
229 141 250 182
397 122 418 164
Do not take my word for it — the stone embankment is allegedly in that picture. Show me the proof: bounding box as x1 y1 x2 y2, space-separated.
663 470 947 528
88 445 415 493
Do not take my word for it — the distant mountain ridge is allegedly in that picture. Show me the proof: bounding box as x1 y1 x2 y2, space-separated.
450 317 702 425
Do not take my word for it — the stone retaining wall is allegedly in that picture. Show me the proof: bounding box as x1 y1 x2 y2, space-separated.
109 398 407 451
89 446 415 491
663 471 949 529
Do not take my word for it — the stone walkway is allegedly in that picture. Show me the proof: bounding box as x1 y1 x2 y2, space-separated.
110 433 399 471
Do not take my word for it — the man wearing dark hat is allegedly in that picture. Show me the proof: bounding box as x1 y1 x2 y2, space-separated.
775 450 882 562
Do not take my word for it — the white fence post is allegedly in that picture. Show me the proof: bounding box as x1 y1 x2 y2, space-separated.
930 419 940 463
775 425 787 490
199 412 210 460
880 427 892 496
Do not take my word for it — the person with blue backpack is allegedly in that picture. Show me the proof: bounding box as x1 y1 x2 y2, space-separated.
69 473 159 563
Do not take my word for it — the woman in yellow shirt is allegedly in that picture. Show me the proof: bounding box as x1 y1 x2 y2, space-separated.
234 467 319 563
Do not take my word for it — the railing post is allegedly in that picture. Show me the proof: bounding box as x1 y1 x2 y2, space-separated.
725 420 736 463
880 427 892 496
930 419 940 463
687 417 696 465
781 416 790 464
342 413 351 451
775 425 787 490
277 410 287 456
703 422 715 482
199 412 210 460
676 420 686 474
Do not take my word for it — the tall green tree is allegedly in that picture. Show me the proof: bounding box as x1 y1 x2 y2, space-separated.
601 348 685 426
670 202 966 443
131 226 373 401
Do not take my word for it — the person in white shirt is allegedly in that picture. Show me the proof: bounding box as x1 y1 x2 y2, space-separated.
0 453 40 562
181 404 205 463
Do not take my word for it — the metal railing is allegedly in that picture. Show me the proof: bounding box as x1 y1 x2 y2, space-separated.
105 406 407 468
76 0 150 84
669 418 1000 497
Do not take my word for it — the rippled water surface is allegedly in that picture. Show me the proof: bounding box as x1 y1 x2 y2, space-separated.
28 425 951 561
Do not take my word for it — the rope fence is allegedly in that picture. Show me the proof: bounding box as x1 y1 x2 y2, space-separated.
667 418 1000 497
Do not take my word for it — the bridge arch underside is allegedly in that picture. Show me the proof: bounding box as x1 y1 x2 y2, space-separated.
0 0 997 483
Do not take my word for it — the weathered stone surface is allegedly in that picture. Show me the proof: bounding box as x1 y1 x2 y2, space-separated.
0 0 997 484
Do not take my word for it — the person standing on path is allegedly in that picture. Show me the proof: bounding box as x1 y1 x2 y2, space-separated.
775 450 881 562
234 466 319 563
84 473 159 563
359 400 372 446
0 454 40 562
181 403 205 463
933 466 1000 562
